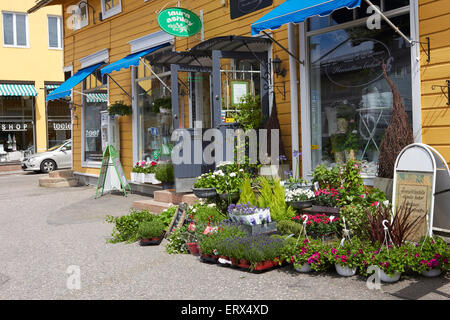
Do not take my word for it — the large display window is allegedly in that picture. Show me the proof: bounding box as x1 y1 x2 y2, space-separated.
46 86 71 149
306 4 413 178
135 56 173 162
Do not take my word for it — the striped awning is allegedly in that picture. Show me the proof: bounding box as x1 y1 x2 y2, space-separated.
0 84 38 96
45 84 60 91
86 92 108 103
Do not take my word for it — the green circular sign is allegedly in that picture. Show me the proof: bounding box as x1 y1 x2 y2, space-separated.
157 7 202 37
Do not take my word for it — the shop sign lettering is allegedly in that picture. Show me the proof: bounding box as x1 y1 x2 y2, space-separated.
53 123 72 131
157 8 202 37
1 123 29 132
322 38 393 88
85 129 99 138
230 0 273 19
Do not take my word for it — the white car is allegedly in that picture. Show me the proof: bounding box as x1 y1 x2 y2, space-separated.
21 140 72 173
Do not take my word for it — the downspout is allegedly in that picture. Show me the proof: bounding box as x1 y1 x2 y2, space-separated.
288 23 300 178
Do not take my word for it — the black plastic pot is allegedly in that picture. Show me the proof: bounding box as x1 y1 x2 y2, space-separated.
289 200 314 210
192 187 218 199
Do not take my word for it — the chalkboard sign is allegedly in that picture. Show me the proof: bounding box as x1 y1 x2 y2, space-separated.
166 203 187 237
230 0 273 19
95 145 132 198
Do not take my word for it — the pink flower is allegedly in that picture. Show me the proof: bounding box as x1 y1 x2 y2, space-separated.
360 194 365 198
414 253 420 258
341 255 347 263
331 248 337 254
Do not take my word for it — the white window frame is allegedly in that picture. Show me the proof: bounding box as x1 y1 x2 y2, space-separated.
101 0 122 20
47 15 63 50
2 11 29 48
299 4 421 185
72 1 89 31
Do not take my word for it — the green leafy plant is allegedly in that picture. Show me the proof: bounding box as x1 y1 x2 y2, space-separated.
137 219 166 239
360 244 407 277
233 94 262 131
155 162 174 183
151 96 171 113
159 206 178 228
312 165 341 190
105 210 158 243
409 236 449 273
327 238 365 269
165 225 189 254
193 171 218 189
186 203 226 224
108 101 132 116
290 238 331 272
276 220 304 237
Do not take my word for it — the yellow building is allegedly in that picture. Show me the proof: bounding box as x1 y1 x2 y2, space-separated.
0 0 66 161
27 0 450 191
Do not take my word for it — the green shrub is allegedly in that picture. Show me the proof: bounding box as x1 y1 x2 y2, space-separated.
137 219 166 239
277 220 304 237
159 206 178 228
155 163 174 183
105 210 158 243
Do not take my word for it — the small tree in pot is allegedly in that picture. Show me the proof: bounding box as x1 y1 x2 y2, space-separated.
155 162 175 189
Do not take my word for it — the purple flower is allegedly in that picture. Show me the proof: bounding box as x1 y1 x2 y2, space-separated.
293 150 301 158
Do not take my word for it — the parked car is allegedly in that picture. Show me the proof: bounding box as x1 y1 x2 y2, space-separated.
21 140 72 173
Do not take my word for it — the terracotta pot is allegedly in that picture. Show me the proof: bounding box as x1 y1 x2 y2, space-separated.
230 257 239 265
187 242 200 256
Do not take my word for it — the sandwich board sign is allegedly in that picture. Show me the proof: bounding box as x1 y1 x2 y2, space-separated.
392 143 450 241
95 144 132 198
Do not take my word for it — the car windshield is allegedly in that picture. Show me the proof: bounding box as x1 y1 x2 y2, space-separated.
47 142 66 151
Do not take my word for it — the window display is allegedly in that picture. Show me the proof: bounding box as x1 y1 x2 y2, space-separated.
309 14 412 177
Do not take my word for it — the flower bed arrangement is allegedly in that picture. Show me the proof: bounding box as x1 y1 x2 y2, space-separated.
292 214 341 240
131 160 159 184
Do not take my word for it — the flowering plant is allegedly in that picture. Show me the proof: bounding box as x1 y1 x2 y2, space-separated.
292 214 341 239
327 239 365 269
227 202 271 225
290 238 330 272
285 188 315 202
409 236 449 273
132 160 157 174
314 188 340 207
360 244 407 277
193 171 218 189
194 163 246 194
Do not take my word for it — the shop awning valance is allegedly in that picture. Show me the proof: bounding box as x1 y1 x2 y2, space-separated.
46 62 104 102
251 0 361 35
100 43 171 75
0 84 38 96
86 92 108 103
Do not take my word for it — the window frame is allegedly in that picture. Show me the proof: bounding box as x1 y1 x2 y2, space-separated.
2 11 29 48
299 3 421 185
101 0 122 20
47 15 63 50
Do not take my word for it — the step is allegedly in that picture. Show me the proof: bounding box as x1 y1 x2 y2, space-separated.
132 199 173 214
49 169 74 178
39 177 78 188
181 193 199 206
153 190 184 204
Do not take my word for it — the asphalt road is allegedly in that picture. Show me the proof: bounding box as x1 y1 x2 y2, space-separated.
0 171 449 300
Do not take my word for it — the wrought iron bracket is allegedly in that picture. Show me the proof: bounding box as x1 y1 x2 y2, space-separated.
431 80 450 106
270 81 286 101
412 37 430 63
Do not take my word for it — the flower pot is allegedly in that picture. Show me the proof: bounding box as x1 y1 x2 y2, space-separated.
139 232 165 246
238 259 250 269
289 200 314 210
219 192 240 203
311 205 340 214
186 242 200 256
192 187 218 199
379 270 401 283
421 268 442 278
144 173 160 184
137 173 146 184
295 263 312 273
130 172 136 182
230 257 239 265
335 264 357 277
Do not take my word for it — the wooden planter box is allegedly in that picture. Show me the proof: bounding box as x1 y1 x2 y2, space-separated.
241 221 277 236
310 205 340 215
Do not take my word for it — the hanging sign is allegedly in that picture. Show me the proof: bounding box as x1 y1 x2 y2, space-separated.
95 144 132 198
157 7 202 37
230 0 273 20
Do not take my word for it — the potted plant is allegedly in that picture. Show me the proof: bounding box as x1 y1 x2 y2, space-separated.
361 245 406 283
327 240 364 277
285 188 315 210
108 101 132 117
132 161 148 183
154 162 174 189
312 188 340 214
137 219 166 246
410 236 449 277
213 163 246 201
227 203 271 226
152 96 171 114
291 239 330 273
143 160 160 184
192 171 218 199
292 214 341 241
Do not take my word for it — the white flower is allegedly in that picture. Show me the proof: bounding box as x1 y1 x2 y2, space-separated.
217 161 233 167
207 203 216 208
383 200 390 207
239 169 244 172
230 172 236 177
330 216 335 222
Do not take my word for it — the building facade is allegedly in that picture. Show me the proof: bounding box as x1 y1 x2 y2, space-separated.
0 0 67 162
28 0 450 188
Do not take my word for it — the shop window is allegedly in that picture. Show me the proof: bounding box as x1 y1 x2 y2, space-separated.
135 57 172 162
46 87 71 149
48 16 63 49
308 13 412 177
83 70 107 164
2 12 28 47
101 0 122 19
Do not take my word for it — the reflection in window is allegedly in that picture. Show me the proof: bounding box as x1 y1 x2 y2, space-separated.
135 59 172 162
309 14 412 177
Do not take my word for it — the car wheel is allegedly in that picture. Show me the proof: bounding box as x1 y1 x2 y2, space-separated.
40 159 57 173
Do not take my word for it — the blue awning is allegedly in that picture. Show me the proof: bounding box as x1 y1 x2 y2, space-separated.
251 0 361 36
100 42 171 75
46 62 104 102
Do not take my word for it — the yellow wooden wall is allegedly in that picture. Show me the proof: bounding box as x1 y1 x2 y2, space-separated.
61 0 299 178
419 0 450 163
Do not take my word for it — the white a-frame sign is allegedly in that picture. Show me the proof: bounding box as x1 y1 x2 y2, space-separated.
95 145 132 198
393 143 450 241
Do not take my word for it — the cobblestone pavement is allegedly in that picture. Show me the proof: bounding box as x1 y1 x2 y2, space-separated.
0 172 449 300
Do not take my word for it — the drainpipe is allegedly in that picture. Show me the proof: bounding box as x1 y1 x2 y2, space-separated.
288 23 300 178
